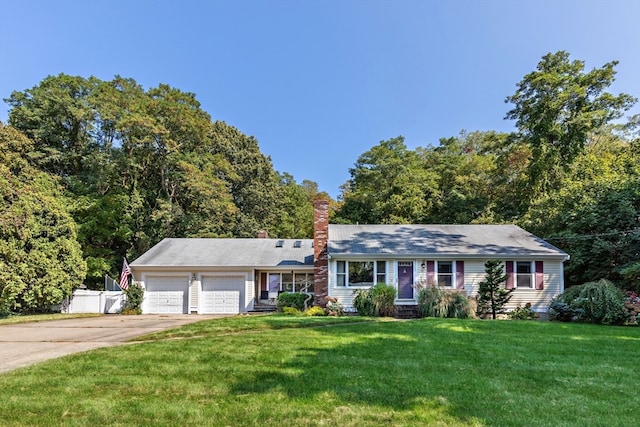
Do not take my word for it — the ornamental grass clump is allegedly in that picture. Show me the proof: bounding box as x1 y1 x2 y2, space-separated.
417 285 474 319
352 283 396 317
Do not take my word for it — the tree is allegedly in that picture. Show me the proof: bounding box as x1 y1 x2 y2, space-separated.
476 260 513 319
521 131 640 290
337 136 438 224
5 75 292 286
418 130 507 223
505 51 636 194
0 124 86 313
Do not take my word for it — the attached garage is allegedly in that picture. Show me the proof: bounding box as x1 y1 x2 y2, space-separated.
145 275 189 314
129 238 314 315
201 275 245 314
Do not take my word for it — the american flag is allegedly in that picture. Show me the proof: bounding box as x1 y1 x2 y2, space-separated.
119 258 130 290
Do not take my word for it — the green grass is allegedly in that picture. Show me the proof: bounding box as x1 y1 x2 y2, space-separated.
0 312 101 325
0 316 638 426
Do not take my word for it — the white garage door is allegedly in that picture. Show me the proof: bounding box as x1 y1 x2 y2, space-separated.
201 275 245 314
145 276 189 314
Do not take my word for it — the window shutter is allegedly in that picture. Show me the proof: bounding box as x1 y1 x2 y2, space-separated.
426 261 435 285
505 261 514 289
535 261 544 290
456 261 464 290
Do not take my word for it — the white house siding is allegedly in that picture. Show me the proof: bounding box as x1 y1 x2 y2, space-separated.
465 259 564 312
328 258 564 313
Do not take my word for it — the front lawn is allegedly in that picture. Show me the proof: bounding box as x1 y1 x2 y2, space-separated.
0 316 638 426
0 312 100 325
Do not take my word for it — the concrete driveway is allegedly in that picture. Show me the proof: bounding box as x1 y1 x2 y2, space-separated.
0 314 223 374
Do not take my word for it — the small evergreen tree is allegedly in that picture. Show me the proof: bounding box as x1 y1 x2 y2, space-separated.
476 260 514 319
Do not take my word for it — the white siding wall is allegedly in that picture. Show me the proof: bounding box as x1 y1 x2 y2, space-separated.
328 258 565 313
464 259 564 312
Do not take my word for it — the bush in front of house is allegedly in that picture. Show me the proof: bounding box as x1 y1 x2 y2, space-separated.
352 283 396 317
548 299 582 322
282 306 301 315
122 283 144 315
325 296 344 316
304 306 327 316
276 292 311 312
549 279 627 325
574 279 627 325
624 291 640 325
508 303 539 320
417 286 474 319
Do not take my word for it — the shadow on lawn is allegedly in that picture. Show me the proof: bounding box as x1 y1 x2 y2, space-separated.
229 321 487 423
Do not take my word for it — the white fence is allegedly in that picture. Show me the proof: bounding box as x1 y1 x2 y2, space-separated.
64 290 126 314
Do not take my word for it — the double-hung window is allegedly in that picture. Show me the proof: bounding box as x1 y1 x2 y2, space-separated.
336 261 385 287
426 260 464 289
506 261 544 290
516 261 533 288
437 261 453 287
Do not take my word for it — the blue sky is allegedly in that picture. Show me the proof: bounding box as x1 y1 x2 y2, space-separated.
1 0 638 198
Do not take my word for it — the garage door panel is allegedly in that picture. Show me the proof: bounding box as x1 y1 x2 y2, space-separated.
201 275 244 314
145 276 189 314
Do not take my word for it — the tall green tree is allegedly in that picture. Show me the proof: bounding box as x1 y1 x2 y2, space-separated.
521 132 640 290
476 260 513 319
418 131 506 223
505 51 636 194
207 121 282 237
0 124 86 313
337 136 438 224
6 74 290 286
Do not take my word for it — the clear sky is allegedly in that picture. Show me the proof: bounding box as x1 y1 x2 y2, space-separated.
1 0 638 198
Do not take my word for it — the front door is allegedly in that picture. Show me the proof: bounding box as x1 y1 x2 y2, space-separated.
397 262 414 299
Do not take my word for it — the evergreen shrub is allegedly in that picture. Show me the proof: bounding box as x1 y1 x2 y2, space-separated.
277 292 309 312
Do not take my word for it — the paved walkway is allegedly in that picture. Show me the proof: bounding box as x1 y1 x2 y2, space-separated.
0 314 222 374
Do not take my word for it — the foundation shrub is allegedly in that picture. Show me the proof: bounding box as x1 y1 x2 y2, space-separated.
417 286 474 319
277 292 309 312
549 279 626 325
303 306 327 316
509 303 539 320
352 283 396 317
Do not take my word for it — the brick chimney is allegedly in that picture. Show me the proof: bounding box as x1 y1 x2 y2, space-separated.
257 230 269 239
313 199 329 307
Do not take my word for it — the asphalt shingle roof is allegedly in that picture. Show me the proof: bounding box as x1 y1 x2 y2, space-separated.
130 224 568 268
328 224 568 258
130 238 314 268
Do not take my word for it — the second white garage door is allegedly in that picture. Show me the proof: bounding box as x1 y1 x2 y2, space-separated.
201 275 245 314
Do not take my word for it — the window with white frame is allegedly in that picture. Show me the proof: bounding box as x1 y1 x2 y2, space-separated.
336 261 386 287
516 261 533 288
268 272 314 293
437 261 454 287
376 261 386 284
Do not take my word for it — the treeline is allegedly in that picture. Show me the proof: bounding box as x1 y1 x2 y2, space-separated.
1 75 328 311
1 51 639 313
336 52 639 291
